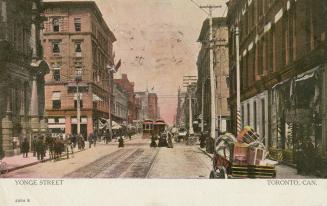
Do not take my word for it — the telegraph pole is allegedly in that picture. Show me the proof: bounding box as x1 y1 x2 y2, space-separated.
188 83 194 135
75 68 82 135
201 81 204 132
199 5 221 142
183 76 197 136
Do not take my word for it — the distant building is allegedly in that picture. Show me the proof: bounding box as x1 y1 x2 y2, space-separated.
197 17 230 133
148 93 158 120
0 0 49 156
43 1 116 138
114 73 137 124
135 91 159 121
135 91 148 120
175 88 186 127
112 82 128 124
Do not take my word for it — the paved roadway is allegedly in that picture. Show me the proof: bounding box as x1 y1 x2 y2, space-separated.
3 137 212 179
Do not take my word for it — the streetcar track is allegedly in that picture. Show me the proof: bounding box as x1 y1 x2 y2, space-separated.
123 148 159 178
64 148 134 178
145 148 160 178
95 148 145 178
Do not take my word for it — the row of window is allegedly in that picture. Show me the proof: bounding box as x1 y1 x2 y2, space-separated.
52 41 82 55
239 0 277 40
241 98 266 138
236 2 320 91
52 99 83 109
52 17 81 32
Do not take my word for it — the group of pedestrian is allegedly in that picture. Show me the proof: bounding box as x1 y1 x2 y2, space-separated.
150 131 173 148
21 135 47 161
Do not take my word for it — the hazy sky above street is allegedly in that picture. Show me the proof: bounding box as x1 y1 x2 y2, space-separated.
45 0 228 124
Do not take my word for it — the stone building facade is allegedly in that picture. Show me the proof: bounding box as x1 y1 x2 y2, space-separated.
0 0 49 157
197 17 231 133
114 74 138 123
43 1 116 138
227 0 327 162
112 82 128 124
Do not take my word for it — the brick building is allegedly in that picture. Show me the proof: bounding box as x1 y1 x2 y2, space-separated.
114 73 138 123
43 1 116 138
0 0 49 156
227 0 327 162
197 17 231 133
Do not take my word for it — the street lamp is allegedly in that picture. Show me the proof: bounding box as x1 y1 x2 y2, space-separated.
106 64 117 138
75 68 83 135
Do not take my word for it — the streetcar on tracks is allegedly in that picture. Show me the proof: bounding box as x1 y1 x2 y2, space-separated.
142 119 154 139
153 119 166 136
142 119 167 139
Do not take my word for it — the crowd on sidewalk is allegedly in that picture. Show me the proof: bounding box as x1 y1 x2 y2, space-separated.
0 130 139 174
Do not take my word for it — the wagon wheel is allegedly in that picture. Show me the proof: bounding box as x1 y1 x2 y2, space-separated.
209 166 227 179
217 166 227 179
209 170 216 179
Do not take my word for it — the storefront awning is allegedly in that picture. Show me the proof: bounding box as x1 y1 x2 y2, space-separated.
112 121 122 129
92 94 103 102
295 66 320 82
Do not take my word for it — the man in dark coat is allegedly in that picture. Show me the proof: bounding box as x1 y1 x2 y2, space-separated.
167 132 173 148
93 133 97 147
31 136 37 157
150 134 157 147
200 132 206 148
118 136 124 148
21 138 29 158
88 133 94 148
36 136 45 161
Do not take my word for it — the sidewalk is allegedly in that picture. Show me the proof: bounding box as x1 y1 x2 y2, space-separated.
1 133 142 174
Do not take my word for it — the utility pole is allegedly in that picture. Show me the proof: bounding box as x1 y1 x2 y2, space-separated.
75 68 83 135
199 5 221 142
201 81 204 133
188 83 194 135
106 64 117 138
235 27 241 134
183 76 197 136
216 39 227 132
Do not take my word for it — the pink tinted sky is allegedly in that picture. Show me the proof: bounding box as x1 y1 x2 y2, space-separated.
46 0 227 124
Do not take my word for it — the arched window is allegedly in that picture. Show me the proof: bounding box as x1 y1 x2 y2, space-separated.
52 18 60 32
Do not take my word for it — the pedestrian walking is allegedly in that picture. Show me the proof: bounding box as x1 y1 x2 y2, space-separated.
118 136 124 148
128 129 132 141
93 133 97 147
150 133 157 147
105 132 110 144
32 136 37 157
36 136 45 161
88 133 94 148
20 138 29 158
167 132 173 148
200 132 206 148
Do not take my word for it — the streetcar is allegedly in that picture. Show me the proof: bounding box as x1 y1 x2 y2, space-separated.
142 119 154 139
153 119 166 136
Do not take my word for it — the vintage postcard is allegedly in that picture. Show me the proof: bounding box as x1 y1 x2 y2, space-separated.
0 0 326 205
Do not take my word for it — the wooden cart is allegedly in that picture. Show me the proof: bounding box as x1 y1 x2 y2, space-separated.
210 136 276 179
